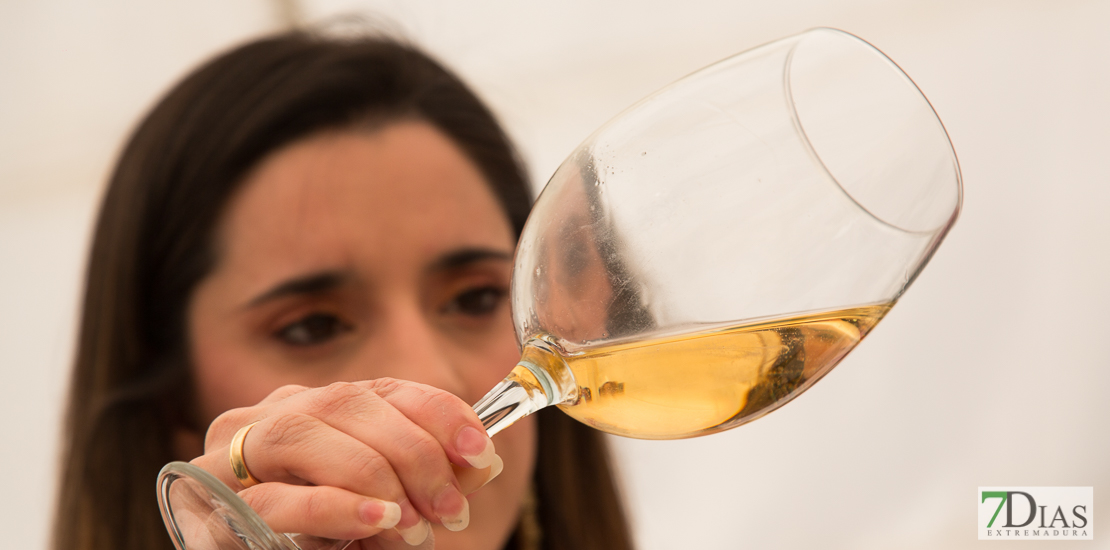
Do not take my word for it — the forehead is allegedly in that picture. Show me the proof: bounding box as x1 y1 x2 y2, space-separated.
213 121 515 283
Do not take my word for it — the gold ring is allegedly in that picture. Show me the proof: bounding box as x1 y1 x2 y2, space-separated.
229 421 262 488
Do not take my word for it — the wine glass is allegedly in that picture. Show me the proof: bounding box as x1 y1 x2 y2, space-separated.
158 27 961 550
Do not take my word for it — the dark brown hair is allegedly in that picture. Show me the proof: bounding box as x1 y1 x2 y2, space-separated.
54 30 632 550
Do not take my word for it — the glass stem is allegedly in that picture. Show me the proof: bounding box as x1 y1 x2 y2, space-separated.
473 337 578 437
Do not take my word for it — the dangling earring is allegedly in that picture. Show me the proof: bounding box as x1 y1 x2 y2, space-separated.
516 483 543 550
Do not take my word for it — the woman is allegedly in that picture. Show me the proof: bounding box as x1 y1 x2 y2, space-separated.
53 29 633 550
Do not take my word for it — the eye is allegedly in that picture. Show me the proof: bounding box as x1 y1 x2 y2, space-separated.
274 313 352 346
444 286 506 317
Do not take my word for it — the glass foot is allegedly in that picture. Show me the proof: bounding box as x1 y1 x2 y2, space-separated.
157 462 348 550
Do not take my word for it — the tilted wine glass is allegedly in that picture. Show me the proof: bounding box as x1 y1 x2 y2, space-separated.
158 27 961 550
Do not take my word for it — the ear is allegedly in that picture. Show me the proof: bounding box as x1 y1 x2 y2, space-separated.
172 427 206 460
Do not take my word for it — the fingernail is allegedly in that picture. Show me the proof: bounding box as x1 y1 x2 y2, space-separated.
441 497 470 532
456 426 496 469
396 517 431 545
480 454 504 489
394 498 429 545
359 499 401 529
433 486 470 531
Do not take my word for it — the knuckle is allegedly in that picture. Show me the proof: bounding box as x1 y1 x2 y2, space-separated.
349 451 393 489
261 413 317 451
308 381 371 417
301 488 329 520
270 384 309 400
364 377 404 397
372 377 463 415
239 486 277 516
206 407 253 451
320 380 365 400
395 431 445 471
422 389 465 414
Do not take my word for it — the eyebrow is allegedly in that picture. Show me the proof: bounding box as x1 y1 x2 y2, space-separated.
241 248 512 309
244 270 349 308
427 247 514 272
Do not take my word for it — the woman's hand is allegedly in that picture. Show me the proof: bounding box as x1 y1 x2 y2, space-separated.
189 378 503 547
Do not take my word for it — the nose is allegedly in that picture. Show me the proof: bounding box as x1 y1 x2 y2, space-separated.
352 299 469 399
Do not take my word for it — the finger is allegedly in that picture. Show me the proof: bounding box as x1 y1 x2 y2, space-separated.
453 456 503 495
267 382 474 530
257 384 311 406
394 514 433 546
193 385 463 535
238 483 400 541
205 407 260 453
361 379 498 469
353 527 435 550
237 414 394 492
202 385 311 451
203 382 313 451
190 411 425 534
243 412 434 533
363 516 433 547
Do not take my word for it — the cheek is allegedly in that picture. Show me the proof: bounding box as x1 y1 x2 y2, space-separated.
189 301 284 425
470 345 521 403
486 308 524 379
191 331 257 425
452 306 523 404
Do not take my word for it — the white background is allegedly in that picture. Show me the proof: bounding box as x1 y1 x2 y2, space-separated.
2 1 1108 549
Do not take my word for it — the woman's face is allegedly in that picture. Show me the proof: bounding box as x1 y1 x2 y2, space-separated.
187 121 534 549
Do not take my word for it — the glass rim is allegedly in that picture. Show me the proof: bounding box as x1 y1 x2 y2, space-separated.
157 461 296 550
785 26 963 235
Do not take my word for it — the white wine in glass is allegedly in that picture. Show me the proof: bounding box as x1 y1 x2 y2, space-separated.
495 304 890 440
158 27 961 550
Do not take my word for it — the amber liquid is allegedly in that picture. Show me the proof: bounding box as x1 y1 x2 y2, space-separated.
510 304 890 439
